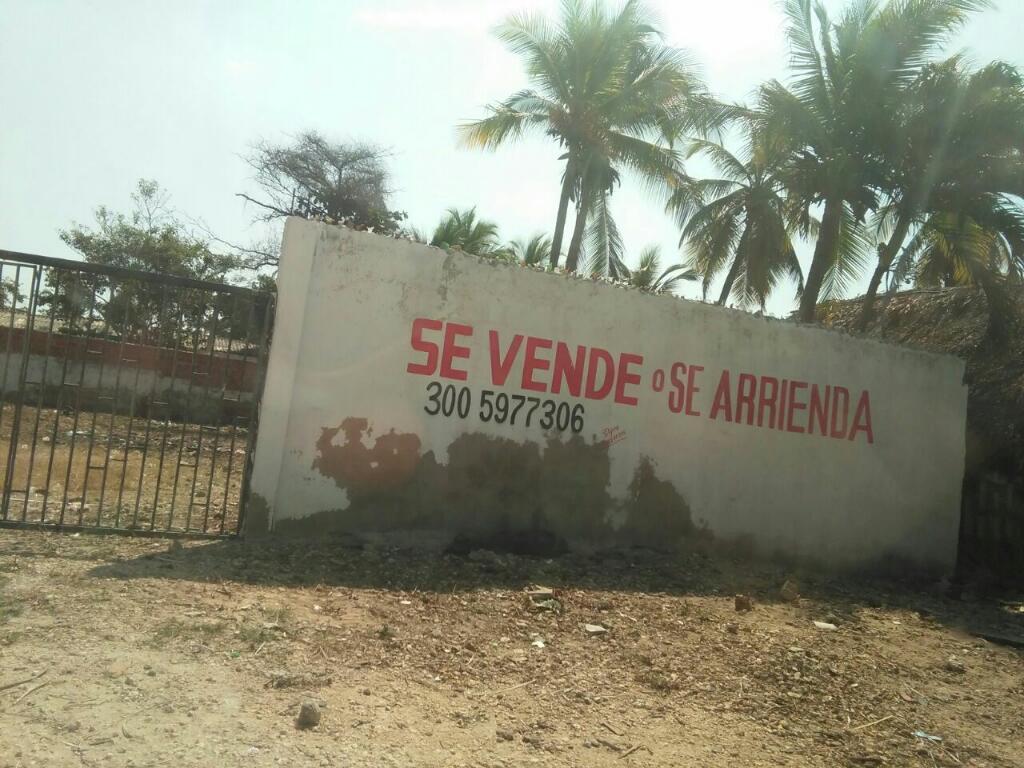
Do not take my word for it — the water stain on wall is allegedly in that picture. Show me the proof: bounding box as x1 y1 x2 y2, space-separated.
267 416 699 548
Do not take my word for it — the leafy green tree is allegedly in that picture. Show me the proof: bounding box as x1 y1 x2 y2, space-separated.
755 0 988 322
860 58 1024 329
670 139 805 309
460 0 719 271
57 180 241 341
0 279 25 311
215 274 277 349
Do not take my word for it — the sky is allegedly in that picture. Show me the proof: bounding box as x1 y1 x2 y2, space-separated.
1 0 1022 316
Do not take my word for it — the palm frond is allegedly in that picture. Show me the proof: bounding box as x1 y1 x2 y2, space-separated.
623 244 695 293
820 204 872 299
653 263 699 294
683 190 745 297
583 190 625 278
430 207 501 255
457 92 553 150
510 233 553 266
604 131 683 197
869 0 992 89
495 11 572 104
685 139 749 181
783 0 833 109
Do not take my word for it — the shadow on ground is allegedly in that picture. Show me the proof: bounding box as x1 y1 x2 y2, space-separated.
86 535 730 595
54 532 1023 648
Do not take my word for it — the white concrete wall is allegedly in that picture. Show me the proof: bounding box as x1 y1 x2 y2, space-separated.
249 218 968 570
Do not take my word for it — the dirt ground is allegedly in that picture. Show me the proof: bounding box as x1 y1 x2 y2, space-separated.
0 530 1022 768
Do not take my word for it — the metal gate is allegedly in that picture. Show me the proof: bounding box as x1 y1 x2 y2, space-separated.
0 250 274 537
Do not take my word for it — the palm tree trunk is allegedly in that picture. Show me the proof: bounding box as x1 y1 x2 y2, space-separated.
979 274 1009 341
717 228 749 305
564 199 590 274
717 257 743 305
857 215 913 331
859 260 889 329
798 199 844 323
549 154 577 269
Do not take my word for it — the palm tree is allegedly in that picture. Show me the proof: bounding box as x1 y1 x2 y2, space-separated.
507 233 553 266
623 245 695 294
564 152 620 273
860 58 1024 328
669 138 805 309
756 0 988 323
459 0 719 272
888 199 1024 335
582 184 628 280
429 207 502 255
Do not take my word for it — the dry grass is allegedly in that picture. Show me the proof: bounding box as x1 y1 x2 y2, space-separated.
0 403 246 533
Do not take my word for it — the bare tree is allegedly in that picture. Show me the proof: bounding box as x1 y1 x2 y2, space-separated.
239 132 406 239
190 221 282 273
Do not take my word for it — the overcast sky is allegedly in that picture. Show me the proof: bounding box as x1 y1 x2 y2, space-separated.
1 0 1021 315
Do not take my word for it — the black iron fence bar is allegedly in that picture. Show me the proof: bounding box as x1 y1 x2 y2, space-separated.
0 264 25 519
0 264 24 438
217 294 256 534
37 295 75 524
0 266 40 520
196 297 232 533
56 282 101 525
130 283 171 529
236 293 275 533
0 250 259 297
203 293 243 533
169 296 218 532
184 298 224 532
149 299 189 529
21 271 64 522
168 302 210 531
92 282 136 525
0 251 275 538
79 283 120 525
113 297 150 528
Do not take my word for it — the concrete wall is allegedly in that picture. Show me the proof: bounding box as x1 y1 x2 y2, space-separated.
249 218 969 570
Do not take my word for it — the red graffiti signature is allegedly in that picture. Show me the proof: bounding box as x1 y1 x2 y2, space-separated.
601 426 626 447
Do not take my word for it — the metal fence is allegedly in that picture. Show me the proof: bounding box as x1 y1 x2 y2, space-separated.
960 474 1024 580
0 250 274 536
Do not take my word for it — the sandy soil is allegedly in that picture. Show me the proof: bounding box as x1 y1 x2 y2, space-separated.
0 530 1022 767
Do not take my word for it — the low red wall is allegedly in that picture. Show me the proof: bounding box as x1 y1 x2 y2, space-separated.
0 326 259 391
